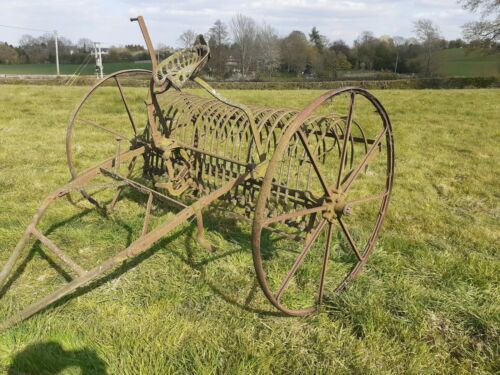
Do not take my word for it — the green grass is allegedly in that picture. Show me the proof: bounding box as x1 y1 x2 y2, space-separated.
0 85 499 374
436 48 500 77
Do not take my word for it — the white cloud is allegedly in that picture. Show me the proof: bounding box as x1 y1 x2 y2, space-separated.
0 0 476 47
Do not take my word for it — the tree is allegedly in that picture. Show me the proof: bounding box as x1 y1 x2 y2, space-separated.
207 20 230 78
459 0 499 43
124 44 145 51
209 20 230 47
309 27 327 52
17 33 73 64
230 14 258 77
330 40 350 56
353 31 377 70
372 37 396 71
19 34 49 63
280 31 310 74
256 23 280 77
77 38 94 52
449 38 466 48
413 19 441 76
312 49 352 80
336 52 352 71
0 42 18 64
392 36 405 73
178 30 196 48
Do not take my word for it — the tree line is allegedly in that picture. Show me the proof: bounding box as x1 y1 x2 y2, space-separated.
0 34 153 66
0 0 497 79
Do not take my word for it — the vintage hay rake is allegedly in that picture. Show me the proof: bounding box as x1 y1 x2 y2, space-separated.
0 17 393 329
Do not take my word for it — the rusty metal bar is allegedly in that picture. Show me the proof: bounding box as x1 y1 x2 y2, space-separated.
142 192 154 236
100 168 187 209
30 227 86 277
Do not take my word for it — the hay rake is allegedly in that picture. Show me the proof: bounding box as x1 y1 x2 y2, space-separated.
0 16 394 329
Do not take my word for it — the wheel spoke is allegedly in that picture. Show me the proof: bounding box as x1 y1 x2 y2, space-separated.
336 91 355 189
76 118 129 141
114 76 137 135
275 219 326 301
297 129 331 196
263 205 326 226
109 156 138 211
343 127 388 193
337 217 362 261
318 222 334 304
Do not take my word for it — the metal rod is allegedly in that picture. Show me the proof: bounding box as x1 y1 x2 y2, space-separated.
142 192 154 236
275 220 326 301
31 227 86 277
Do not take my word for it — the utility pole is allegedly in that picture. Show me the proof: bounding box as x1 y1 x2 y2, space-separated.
54 30 60 76
94 42 104 79
97 43 103 79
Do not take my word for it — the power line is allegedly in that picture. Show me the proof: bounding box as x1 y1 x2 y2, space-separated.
0 23 136 48
0 23 52 33
0 23 61 76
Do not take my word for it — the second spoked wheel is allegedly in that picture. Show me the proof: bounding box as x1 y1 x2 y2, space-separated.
252 88 394 316
66 69 152 206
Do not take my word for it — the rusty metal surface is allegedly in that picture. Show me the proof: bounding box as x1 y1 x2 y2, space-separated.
0 17 394 329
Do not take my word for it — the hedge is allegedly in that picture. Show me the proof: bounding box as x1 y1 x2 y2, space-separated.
0 75 498 89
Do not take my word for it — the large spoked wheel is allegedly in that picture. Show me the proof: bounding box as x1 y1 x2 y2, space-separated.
66 69 152 205
252 88 394 316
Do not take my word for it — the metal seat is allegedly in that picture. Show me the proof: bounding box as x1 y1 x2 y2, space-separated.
154 35 209 89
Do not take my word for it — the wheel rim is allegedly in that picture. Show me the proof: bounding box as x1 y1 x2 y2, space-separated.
66 69 152 205
252 88 394 316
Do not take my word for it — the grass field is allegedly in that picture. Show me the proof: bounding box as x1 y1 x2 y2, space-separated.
0 85 498 374
436 48 500 77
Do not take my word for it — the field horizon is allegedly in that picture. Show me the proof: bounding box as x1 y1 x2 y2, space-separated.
0 48 498 79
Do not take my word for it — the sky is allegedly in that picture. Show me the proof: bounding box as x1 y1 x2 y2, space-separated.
0 0 477 48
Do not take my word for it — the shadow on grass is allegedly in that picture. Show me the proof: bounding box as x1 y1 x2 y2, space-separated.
1 191 285 325
0 207 133 300
8 341 107 374
0 208 100 300
168 209 284 317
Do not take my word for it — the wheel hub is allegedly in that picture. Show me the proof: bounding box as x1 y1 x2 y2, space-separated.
323 190 349 222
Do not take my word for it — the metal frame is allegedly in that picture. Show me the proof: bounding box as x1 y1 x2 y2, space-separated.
0 16 394 330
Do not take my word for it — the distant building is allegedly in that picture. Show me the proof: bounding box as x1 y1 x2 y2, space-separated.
225 55 239 74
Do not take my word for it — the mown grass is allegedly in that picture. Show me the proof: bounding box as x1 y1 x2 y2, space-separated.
0 85 498 374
